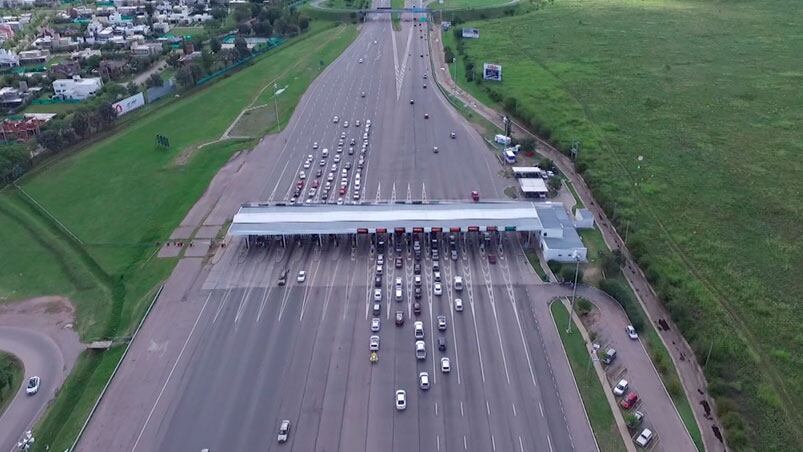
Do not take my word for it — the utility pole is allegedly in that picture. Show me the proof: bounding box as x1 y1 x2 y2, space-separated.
565 251 581 334
273 82 279 130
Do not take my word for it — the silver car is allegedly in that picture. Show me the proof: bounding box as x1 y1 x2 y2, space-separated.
277 419 290 443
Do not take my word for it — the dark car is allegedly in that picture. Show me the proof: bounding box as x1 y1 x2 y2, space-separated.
488 254 497 264
414 263 421 274
278 270 289 286
413 302 421 315
374 275 382 288
437 336 447 351
432 261 440 272
395 257 403 268
395 310 405 326
414 286 422 299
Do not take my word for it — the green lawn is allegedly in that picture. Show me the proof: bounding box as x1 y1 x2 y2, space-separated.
0 352 22 416
428 0 512 10
551 302 626 452
170 26 209 40
450 1 803 448
324 0 370 9
0 21 358 451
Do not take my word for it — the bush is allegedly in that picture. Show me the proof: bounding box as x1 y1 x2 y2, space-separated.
576 298 593 316
599 279 646 331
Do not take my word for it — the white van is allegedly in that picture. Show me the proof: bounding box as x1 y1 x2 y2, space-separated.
414 321 424 339
322 148 329 158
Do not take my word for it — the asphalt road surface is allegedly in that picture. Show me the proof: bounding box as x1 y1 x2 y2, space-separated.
77 14 600 452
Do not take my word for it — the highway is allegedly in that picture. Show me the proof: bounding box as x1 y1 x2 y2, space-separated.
77 13 599 452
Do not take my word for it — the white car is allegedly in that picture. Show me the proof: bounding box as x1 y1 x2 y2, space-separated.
299 171 306 180
297 270 306 283
433 282 442 296
343 121 349 128
395 390 406 410
415 340 426 360
635 428 653 447
419 372 430 390
25 376 40 395
303 161 311 169
313 142 319 149
374 288 382 301
433 271 441 282
454 298 463 311
414 275 422 286
358 58 363 63
454 276 463 291
414 320 424 339
277 419 291 443
613 379 629 396
626 325 638 340
333 115 339 123
371 317 381 332
395 277 403 290
370 335 380 351
437 315 447 331
441 357 451 373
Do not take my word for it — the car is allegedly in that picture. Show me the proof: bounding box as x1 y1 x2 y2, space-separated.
488 254 497 264
395 288 403 301
471 190 480 201
395 390 407 410
613 379 629 396
307 187 316 198
415 340 426 360
423 84 427 89
395 310 404 326
454 276 463 291
437 336 447 351
413 302 422 315
414 286 422 299
635 429 653 447
602 348 617 364
299 171 306 179
454 298 463 311
373 302 381 315
316 168 323 178
423 73 428 79
620 391 639 409
627 410 645 428
333 115 339 123
374 288 382 301
395 257 403 268
333 154 341 163
451 249 458 261
320 159 326 167
374 275 382 288
376 264 383 275
626 325 639 340
371 317 381 332
313 142 319 149
303 161 311 169
278 269 288 286
361 91 366 97
433 271 441 282
441 357 451 373
424 113 429 119
433 282 442 296
297 270 306 283
358 58 363 63
277 419 291 443
433 146 438 153
349 147 355 155
26 376 40 395
414 320 424 339
343 120 349 128
410 99 414 104
450 131 456 139
370 335 380 351
437 315 447 331
432 261 440 272
420 54 424 57
413 263 421 274
419 372 430 390
414 275 422 286
355 120 361 126
311 179 319 188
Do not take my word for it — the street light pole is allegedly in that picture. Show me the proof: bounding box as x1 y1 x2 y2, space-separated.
566 251 580 334
273 83 280 130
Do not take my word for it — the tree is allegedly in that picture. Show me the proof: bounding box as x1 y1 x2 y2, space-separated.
126 82 139 96
539 157 554 171
146 73 163 88
234 36 251 60
600 250 624 275
201 49 215 72
95 102 118 127
233 5 251 23
299 15 310 31
238 22 252 35
210 36 222 53
211 6 227 20
559 264 583 285
38 129 63 150
252 21 272 36
71 111 90 137
547 176 562 192
176 66 194 88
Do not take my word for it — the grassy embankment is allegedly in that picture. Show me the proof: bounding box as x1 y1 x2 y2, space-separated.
0 20 357 452
0 352 23 416
551 302 626 452
446 0 803 449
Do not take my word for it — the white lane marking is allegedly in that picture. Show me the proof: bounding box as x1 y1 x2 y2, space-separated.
512 402 517 417
491 434 496 451
422 182 427 203
518 436 525 452
437 435 440 451
463 435 468 450
434 401 438 416
547 434 554 452
391 181 397 203
318 255 342 322
406 182 412 202
468 295 486 383
512 299 538 388
375 181 382 203
390 20 399 94
460 401 464 417
131 291 214 452
539 401 545 417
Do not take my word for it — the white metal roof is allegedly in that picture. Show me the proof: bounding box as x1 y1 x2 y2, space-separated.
229 201 545 236
519 178 548 193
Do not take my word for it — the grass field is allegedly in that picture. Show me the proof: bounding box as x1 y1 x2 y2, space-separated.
449 0 803 449
324 0 370 9
0 20 357 451
428 0 512 10
551 301 626 452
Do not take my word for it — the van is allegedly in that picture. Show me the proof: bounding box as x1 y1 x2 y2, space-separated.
322 148 329 158
601 348 617 364
504 150 516 164
414 321 424 339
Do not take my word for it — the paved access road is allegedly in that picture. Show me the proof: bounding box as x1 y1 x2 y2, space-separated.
77 14 597 452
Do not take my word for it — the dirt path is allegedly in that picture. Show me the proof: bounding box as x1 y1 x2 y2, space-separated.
430 26 726 452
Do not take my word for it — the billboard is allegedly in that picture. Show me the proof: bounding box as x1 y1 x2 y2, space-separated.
483 63 502 81
113 92 145 117
462 28 480 39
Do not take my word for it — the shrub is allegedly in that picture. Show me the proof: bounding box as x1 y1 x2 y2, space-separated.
599 279 646 331
576 298 593 316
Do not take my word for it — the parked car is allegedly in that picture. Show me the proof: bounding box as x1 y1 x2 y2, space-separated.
635 429 653 447
626 325 638 340
620 391 639 409
613 379 629 396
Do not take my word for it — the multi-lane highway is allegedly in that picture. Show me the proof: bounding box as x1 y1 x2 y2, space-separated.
77 13 600 452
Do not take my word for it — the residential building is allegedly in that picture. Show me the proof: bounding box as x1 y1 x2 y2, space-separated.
0 49 19 68
49 60 81 79
0 86 25 110
52 75 103 100
18 49 50 64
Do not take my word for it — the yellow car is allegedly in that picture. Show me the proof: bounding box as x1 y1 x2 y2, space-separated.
370 351 378 363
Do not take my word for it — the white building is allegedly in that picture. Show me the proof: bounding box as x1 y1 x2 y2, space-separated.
0 49 19 68
519 177 549 199
52 76 103 100
535 204 588 263
574 208 595 229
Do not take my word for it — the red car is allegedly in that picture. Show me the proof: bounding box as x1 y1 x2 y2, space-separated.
488 254 497 264
312 179 320 188
339 186 347 195
296 180 304 189
471 191 480 202
620 392 639 409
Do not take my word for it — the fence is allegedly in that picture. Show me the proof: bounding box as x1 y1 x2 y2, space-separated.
145 79 176 103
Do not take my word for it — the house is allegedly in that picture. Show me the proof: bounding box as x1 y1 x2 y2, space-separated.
99 59 127 79
535 204 588 263
0 23 15 40
0 49 19 68
18 49 50 64
0 114 53 141
574 208 595 229
71 48 101 61
49 60 81 79
0 86 25 110
52 75 103 100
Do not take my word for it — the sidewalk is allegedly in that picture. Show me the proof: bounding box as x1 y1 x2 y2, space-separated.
430 26 725 452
